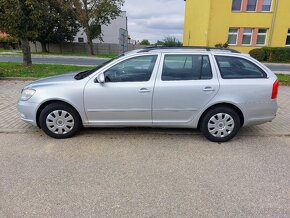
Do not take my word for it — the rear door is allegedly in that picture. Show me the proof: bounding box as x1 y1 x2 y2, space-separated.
152 53 219 125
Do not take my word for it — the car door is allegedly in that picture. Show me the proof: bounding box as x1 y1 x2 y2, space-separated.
152 53 219 125
84 54 160 125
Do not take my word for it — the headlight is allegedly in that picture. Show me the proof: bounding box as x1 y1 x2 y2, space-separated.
20 89 36 101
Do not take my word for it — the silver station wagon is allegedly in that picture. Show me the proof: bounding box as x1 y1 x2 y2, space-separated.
18 47 279 142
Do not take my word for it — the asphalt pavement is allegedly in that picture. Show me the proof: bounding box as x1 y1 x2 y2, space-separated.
1 80 290 217
1 133 290 217
1 55 290 72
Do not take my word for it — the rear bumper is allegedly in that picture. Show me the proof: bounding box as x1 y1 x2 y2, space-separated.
243 100 278 127
243 115 276 127
17 100 38 126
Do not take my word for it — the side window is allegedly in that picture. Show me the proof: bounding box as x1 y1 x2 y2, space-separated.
161 55 213 81
215 56 267 79
104 55 157 82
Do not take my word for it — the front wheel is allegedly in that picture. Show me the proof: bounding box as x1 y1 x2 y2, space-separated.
200 106 241 142
39 103 82 139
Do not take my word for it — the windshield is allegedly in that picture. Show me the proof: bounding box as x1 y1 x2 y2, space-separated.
74 54 124 80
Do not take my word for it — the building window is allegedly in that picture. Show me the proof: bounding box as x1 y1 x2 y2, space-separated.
242 28 253 45
256 29 267 45
228 28 239 45
286 29 290 46
262 0 272 11
78 37 84 43
247 0 257 11
232 0 242 11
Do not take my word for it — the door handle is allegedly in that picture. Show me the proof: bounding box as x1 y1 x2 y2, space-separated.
203 86 215 92
139 88 151 93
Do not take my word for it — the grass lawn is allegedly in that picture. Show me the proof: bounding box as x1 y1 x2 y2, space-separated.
0 48 21 53
277 74 290 84
0 62 92 78
1 62 290 84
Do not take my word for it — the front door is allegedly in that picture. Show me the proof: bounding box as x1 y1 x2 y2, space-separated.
153 53 219 125
84 54 159 126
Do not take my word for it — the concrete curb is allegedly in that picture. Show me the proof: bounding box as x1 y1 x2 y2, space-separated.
263 62 290 66
274 71 290 75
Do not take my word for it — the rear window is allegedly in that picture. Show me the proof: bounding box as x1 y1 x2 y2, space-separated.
162 55 212 81
215 56 267 79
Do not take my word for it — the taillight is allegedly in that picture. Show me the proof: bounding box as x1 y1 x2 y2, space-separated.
272 80 279 99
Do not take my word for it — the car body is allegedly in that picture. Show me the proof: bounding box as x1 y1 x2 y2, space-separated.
17 47 279 142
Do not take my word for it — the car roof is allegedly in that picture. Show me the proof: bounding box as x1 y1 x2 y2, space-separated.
124 46 246 57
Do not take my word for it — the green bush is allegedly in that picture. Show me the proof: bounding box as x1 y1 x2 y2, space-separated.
215 42 229 48
249 47 290 63
262 47 271 61
0 35 18 43
249 48 266 61
267 47 290 62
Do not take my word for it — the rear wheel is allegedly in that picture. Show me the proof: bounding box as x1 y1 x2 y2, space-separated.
39 103 82 139
200 106 241 142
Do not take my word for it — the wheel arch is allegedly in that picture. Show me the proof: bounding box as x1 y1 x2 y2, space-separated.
36 100 83 128
197 103 244 129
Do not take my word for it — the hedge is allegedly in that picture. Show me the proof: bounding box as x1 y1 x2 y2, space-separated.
0 35 19 49
249 47 290 63
0 35 18 43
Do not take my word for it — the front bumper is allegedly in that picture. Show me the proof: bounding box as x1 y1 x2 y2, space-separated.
17 100 38 126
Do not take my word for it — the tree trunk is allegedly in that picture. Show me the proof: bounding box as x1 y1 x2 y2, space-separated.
21 38 32 66
87 37 94 55
41 42 48 53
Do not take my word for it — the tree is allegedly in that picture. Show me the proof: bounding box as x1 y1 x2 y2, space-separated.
140 39 150 46
163 36 183 47
72 0 124 55
36 0 80 53
0 0 45 65
155 40 164 46
215 42 229 48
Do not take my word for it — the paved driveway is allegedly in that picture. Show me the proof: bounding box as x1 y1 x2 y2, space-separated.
1 80 289 136
1 80 290 217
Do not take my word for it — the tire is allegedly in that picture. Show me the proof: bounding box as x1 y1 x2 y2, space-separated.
39 102 82 139
200 106 241 142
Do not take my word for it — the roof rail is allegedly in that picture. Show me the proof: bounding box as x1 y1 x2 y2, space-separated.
138 46 240 53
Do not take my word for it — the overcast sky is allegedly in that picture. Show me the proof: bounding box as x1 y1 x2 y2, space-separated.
123 0 185 43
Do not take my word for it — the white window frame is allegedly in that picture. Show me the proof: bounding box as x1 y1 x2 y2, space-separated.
242 28 253 45
232 0 243 12
286 29 290 46
228 28 239 45
247 0 258 12
256 29 267 46
261 0 272 12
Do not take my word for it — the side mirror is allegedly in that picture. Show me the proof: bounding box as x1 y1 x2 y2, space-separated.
97 73 105 84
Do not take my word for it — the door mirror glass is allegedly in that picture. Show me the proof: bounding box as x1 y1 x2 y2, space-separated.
97 73 105 83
